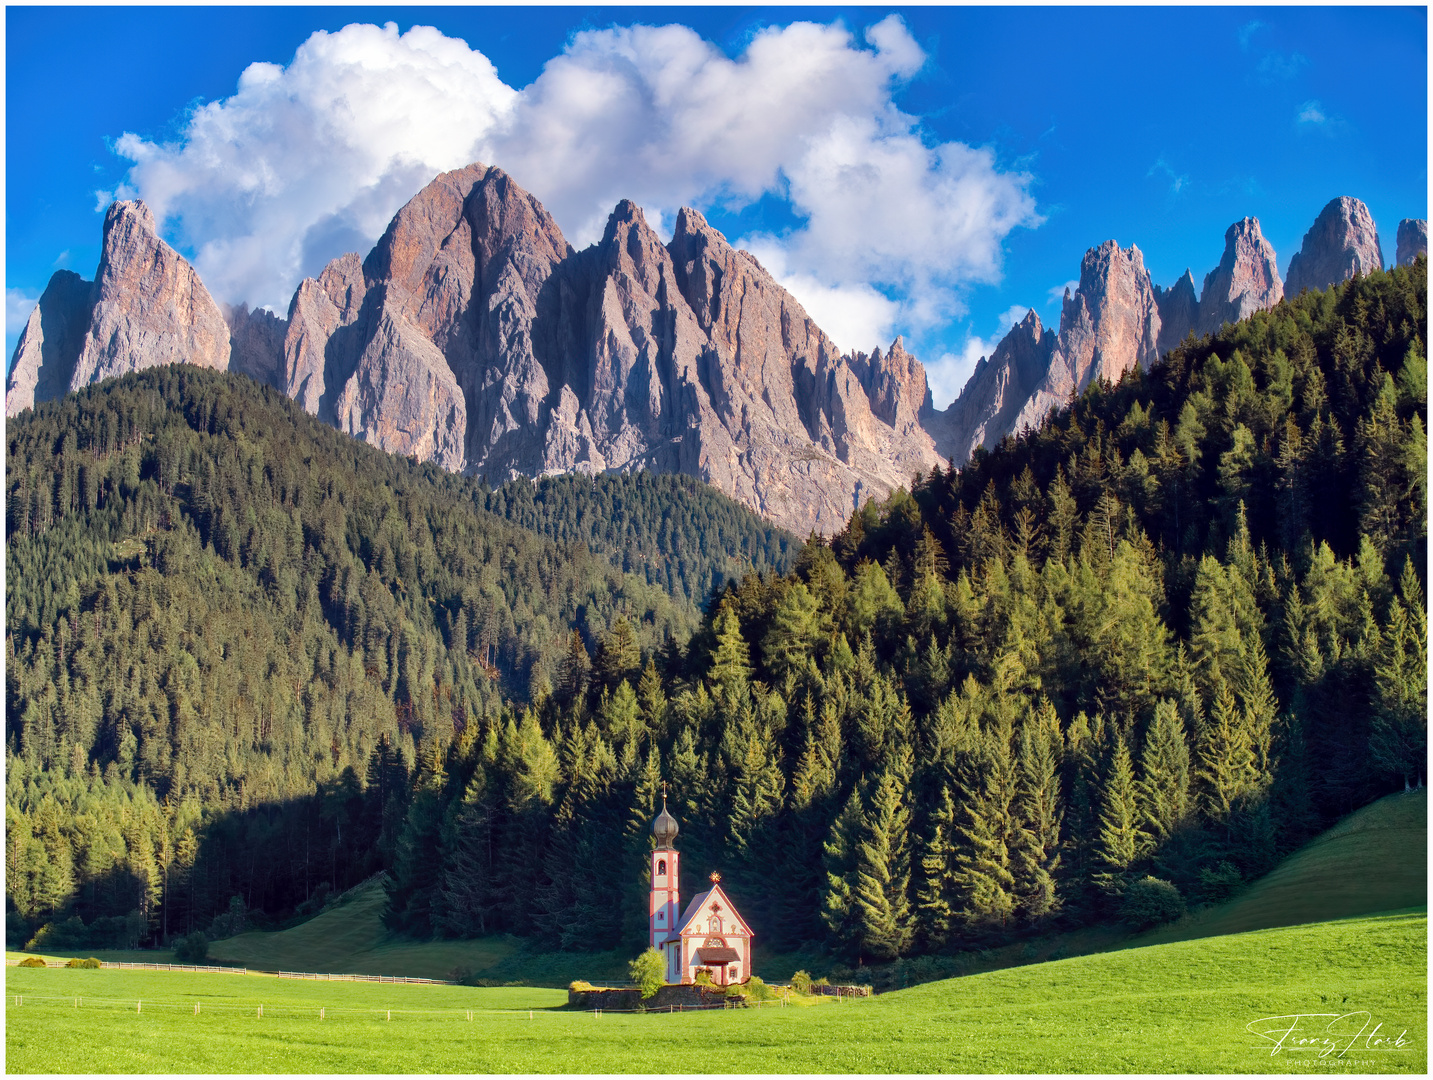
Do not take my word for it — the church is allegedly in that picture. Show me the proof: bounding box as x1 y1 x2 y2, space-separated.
648 799 754 987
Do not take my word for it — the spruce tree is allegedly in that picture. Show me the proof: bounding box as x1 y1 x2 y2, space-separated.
1014 701 1063 923
1138 699 1191 846
916 784 960 948
850 744 915 960
1093 734 1141 895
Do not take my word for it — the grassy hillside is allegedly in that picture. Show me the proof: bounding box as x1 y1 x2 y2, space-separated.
7 911 1424 1072
1134 786 1426 948
196 880 628 985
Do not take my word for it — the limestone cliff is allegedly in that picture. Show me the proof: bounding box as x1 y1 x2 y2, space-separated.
1396 219 1428 268
1285 196 1384 294
1197 217 1283 337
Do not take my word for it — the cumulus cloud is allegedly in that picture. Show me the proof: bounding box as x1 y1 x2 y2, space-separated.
104 23 518 311
102 16 1039 349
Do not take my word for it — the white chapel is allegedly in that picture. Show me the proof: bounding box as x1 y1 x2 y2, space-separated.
648 800 754 987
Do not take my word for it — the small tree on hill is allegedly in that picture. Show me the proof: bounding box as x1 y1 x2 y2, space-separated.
629 947 666 1000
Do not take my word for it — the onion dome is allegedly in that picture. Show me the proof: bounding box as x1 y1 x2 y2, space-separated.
653 802 679 846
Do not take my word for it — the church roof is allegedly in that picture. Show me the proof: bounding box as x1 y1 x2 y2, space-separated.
694 946 740 965
675 882 753 938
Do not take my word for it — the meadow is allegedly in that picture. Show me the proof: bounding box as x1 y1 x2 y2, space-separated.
7 910 1425 1073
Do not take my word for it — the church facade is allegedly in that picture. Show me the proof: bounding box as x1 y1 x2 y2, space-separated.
649 801 753 986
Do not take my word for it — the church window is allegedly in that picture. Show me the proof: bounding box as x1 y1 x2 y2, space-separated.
657 859 667 875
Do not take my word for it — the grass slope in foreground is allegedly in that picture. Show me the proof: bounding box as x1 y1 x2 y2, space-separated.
7 911 1424 1073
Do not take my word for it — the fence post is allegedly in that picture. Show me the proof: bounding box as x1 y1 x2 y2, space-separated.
137 1001 141 1014
320 1008 325 1020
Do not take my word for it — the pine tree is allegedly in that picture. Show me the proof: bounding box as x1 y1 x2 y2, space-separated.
916 784 960 948
1138 699 1191 846
437 769 496 937
1196 679 1260 819
1369 559 1428 787
1093 734 1141 895
1013 701 1063 923
820 787 865 950
953 717 1017 929
850 744 915 960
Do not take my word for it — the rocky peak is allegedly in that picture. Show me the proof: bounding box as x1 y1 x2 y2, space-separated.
4 270 94 417
1154 269 1199 354
1285 196 1384 295
1060 239 1161 387
1396 219 1428 267
866 336 933 432
1197 217 1283 337
224 302 288 390
929 308 1053 465
70 198 232 390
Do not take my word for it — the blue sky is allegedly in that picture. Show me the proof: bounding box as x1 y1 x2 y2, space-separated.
6 6 1427 406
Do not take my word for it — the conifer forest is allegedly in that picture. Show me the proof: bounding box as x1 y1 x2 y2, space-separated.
6 262 1426 966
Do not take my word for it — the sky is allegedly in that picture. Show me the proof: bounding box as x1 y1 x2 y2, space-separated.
6 6 1428 408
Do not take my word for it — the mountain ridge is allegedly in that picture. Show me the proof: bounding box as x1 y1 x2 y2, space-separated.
8 173 1425 529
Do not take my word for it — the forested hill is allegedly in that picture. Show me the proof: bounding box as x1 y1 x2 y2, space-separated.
7 262 1427 966
372 259 1425 958
481 472 796 612
4 365 779 947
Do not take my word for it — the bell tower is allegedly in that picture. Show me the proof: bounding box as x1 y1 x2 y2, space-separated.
650 789 681 974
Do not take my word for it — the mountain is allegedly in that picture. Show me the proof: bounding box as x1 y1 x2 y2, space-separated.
1285 196 1385 295
936 217 1283 465
6 165 938 536
937 196 1418 467
8 171 1421 528
1397 218 1428 268
6 253 1424 958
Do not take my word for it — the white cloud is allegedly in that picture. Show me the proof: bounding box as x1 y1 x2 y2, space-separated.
1237 21 1265 49
103 22 517 311
997 304 1030 334
103 16 1040 341
1047 279 1078 305
7 288 39 336
1297 100 1328 125
925 336 994 410
1147 156 1189 196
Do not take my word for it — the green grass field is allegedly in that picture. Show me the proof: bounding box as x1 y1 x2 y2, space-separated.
7 911 1424 1072
1133 788 1427 949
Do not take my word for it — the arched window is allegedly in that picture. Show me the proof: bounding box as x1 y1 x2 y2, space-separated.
657 859 667 876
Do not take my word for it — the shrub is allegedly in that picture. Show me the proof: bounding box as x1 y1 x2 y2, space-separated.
1120 876 1187 929
692 967 714 987
790 969 813 995
568 980 596 992
628 947 666 1000
18 956 46 967
740 975 777 1002
63 957 102 969
208 896 248 940
173 931 209 962
1198 860 1244 903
